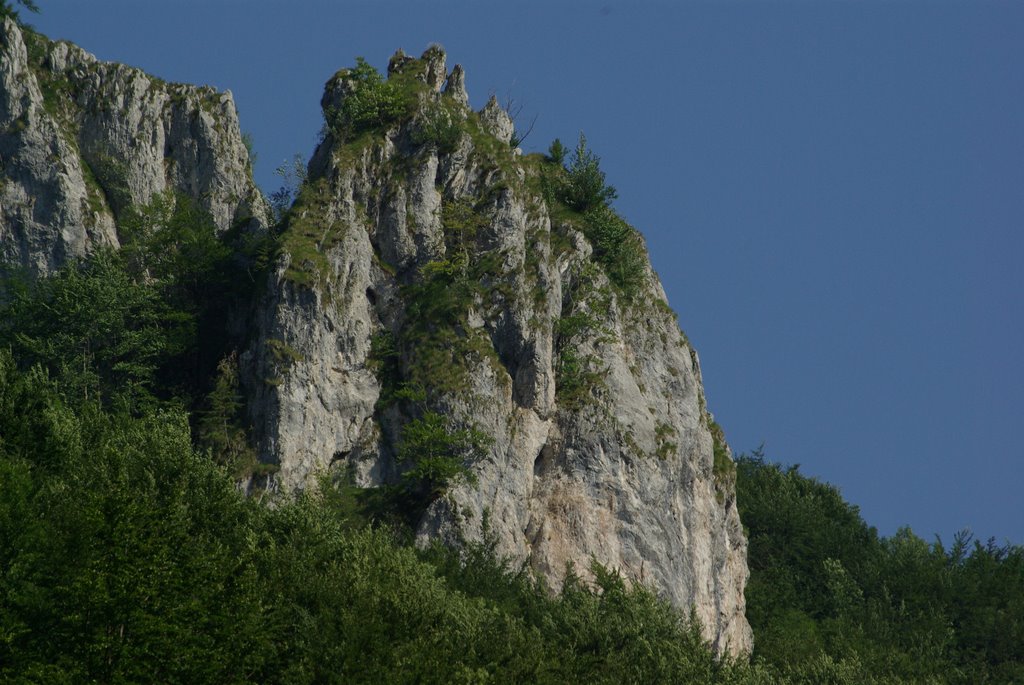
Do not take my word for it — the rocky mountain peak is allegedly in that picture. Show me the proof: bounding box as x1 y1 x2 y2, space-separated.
480 94 515 146
1 22 752 653
245 46 753 654
444 63 469 106
0 18 267 276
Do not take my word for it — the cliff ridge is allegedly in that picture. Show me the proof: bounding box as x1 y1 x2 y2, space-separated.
0 18 266 276
244 46 752 653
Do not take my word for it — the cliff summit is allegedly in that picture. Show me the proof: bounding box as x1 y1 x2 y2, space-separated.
243 46 752 653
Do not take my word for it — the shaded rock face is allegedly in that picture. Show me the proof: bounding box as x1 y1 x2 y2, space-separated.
245 47 752 654
0 19 266 276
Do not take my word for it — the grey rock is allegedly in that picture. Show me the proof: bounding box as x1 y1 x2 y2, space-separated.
479 94 514 146
0 19 117 274
246 47 752 655
387 48 415 77
421 45 447 91
0 19 267 276
443 64 469 107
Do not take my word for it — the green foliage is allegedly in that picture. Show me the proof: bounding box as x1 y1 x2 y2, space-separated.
118 192 257 403
558 133 618 213
4 333 1023 683
423 525 748 684
555 309 603 342
440 196 489 258
1 190 264 460
0 352 752 682
737 450 882 633
0 0 39 23
0 250 182 413
553 265 611 410
555 338 599 410
196 351 262 477
548 137 567 165
0 354 266 682
119 193 230 302
540 135 646 298
325 57 411 139
367 329 401 409
277 177 346 289
269 153 307 223
397 410 490 498
581 205 647 297
399 255 480 395
410 99 463 153
736 449 1024 682
555 347 605 410
709 419 736 498
88 153 132 217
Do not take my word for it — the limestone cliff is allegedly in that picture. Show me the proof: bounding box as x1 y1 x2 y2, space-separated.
0 19 266 276
244 47 752 654
0 20 752 653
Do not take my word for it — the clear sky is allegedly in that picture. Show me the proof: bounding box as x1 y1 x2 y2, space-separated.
28 1 1024 545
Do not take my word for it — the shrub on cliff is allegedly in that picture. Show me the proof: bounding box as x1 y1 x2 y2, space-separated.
326 57 407 138
398 410 490 498
558 133 618 213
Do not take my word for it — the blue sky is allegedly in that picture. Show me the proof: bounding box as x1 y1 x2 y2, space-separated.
30 1 1024 545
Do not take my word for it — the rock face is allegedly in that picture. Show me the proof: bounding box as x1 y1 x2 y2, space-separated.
245 48 753 654
1 21 752 653
0 19 266 276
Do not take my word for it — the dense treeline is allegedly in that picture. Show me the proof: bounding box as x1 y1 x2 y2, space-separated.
0 355 745 683
2 189 1022 683
737 450 1024 683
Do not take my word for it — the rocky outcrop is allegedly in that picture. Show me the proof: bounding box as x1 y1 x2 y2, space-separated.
0 19 266 276
245 47 752 654
0 13 753 658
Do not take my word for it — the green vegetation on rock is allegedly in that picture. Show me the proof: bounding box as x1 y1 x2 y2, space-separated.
539 134 648 300
555 347 606 411
709 419 737 500
324 57 410 138
410 98 463 152
655 421 678 460
398 410 490 498
276 177 347 290
381 196 506 403
553 262 612 410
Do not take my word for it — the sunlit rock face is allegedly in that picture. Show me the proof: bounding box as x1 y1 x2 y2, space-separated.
244 47 752 654
0 20 751 652
0 18 266 276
